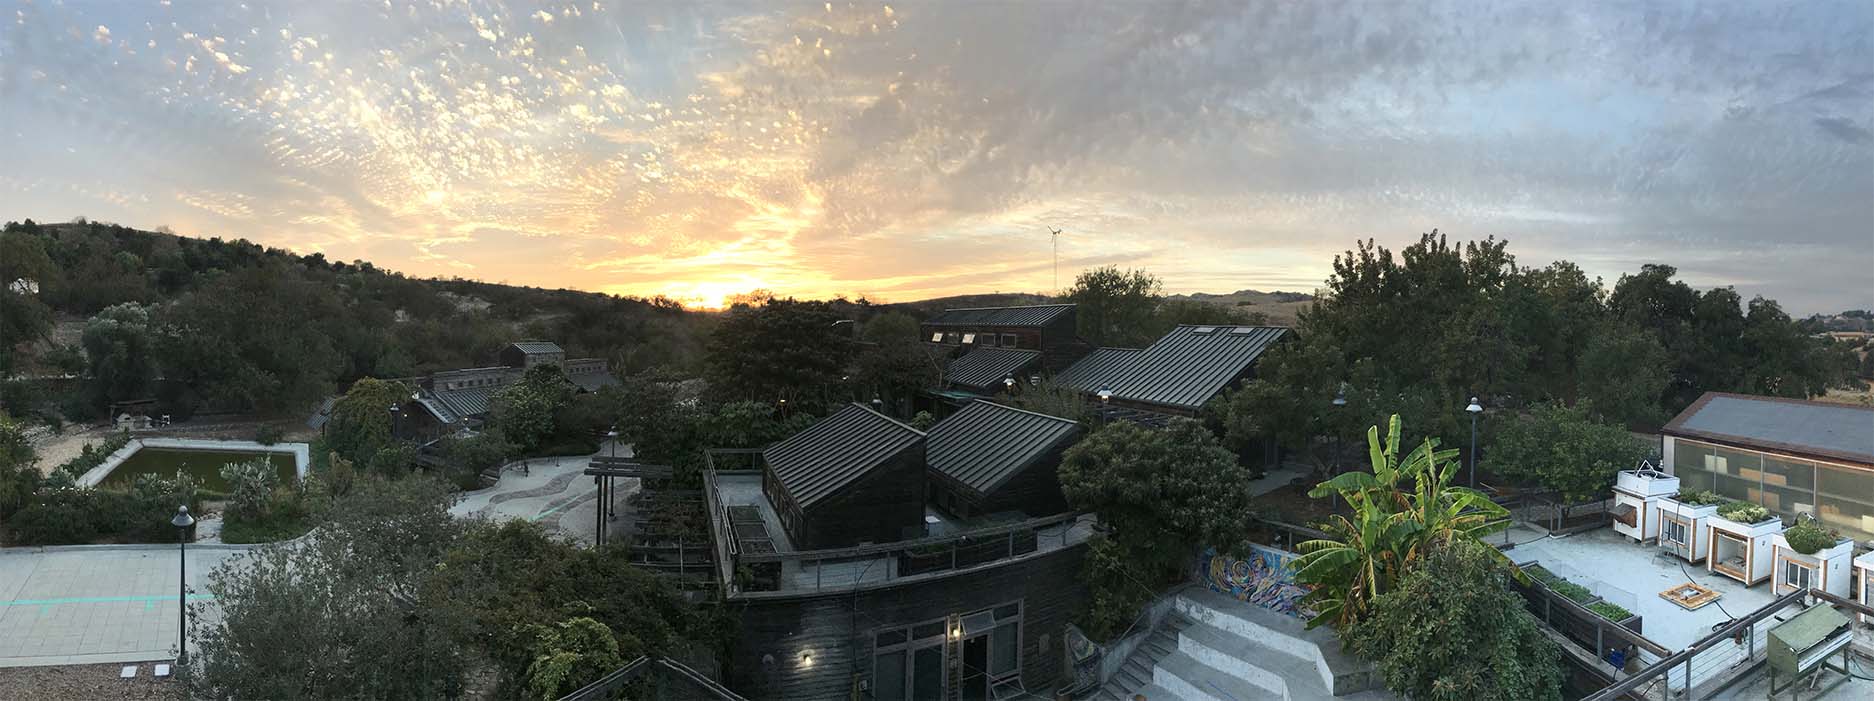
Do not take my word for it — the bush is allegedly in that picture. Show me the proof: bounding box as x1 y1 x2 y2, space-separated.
253 424 284 445
1783 520 1840 555
1674 488 1724 506
1716 500 1772 524
1351 540 1563 701
220 459 279 523
56 431 132 478
1527 566 1595 604
1587 601 1634 622
5 471 197 545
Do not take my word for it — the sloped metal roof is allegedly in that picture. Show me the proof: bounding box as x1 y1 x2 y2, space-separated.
923 304 1075 328
1068 326 1288 411
508 340 564 355
414 396 459 424
945 347 1043 390
1052 347 1144 393
1664 392 1874 465
763 403 925 508
926 400 1081 496
433 382 509 418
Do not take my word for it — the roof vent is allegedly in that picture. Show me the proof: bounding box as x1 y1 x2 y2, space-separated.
1193 326 1218 334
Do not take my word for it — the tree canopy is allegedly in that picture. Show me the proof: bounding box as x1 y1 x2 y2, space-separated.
703 297 857 408
1486 403 1654 502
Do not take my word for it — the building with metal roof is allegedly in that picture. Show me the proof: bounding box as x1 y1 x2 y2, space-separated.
761 403 928 548
925 400 1080 518
502 341 566 368
922 304 1076 327
943 347 1043 392
394 341 618 441
1662 392 1874 541
1053 325 1289 415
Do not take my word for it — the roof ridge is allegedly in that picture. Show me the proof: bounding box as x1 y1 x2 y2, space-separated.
847 401 928 437
961 399 1080 425
943 303 1073 311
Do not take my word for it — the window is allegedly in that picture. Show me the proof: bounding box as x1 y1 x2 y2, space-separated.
1663 519 1688 546
1784 560 1815 591
1000 333 1017 347
945 332 962 344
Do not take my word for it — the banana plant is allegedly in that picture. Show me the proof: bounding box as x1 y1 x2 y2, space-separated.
1293 414 1511 631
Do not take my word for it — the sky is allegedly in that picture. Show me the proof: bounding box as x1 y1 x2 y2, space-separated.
1 1 1870 312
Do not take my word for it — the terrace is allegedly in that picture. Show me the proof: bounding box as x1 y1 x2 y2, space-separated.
1516 527 1873 699
704 470 1096 598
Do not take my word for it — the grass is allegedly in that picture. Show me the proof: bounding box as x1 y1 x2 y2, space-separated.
218 513 318 544
1587 601 1635 622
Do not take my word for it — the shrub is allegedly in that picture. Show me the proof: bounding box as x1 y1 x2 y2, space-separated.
1587 601 1634 622
5 471 197 545
1351 540 1564 701
56 431 132 478
1674 488 1724 506
1716 500 1772 524
220 459 279 523
523 618 632 701
1530 568 1595 604
1782 520 1839 555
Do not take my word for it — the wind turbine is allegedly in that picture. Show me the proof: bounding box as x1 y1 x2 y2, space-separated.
1048 227 1063 292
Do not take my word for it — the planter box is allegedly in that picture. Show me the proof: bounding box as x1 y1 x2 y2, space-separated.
1705 514 1782 587
1770 533 1853 597
1658 498 1719 564
1855 551 1874 625
1612 469 1679 543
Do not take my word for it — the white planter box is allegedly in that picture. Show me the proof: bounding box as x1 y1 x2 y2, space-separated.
1855 551 1874 624
1770 533 1853 598
1704 514 1781 586
1612 470 1679 543
1658 498 1719 564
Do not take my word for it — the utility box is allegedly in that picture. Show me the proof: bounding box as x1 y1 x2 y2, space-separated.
1766 604 1852 698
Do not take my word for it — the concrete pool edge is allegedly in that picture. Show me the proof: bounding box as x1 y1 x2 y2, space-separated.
76 438 311 488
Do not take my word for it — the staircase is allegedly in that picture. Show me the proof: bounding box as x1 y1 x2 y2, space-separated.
1094 588 1391 701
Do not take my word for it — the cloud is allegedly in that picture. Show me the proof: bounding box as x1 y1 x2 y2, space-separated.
0 0 1868 313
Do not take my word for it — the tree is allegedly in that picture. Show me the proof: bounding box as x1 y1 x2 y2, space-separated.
1059 420 1255 636
1012 381 1093 425
325 378 409 472
523 617 631 700
1065 266 1164 347
1293 415 1511 630
703 298 856 406
0 230 55 375
490 364 575 453
189 477 471 700
0 411 41 519
1350 539 1563 701
1576 321 1670 427
853 312 937 414
1486 404 1653 503
81 303 159 407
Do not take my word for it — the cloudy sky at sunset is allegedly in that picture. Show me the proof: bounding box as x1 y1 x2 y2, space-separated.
2 0 1869 311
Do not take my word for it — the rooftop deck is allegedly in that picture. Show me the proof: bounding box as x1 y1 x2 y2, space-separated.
705 470 1096 599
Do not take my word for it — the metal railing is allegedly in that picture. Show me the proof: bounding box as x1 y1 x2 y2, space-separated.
1579 589 1874 701
730 511 1094 595
557 656 748 701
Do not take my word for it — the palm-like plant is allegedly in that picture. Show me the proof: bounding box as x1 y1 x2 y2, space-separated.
1292 415 1511 630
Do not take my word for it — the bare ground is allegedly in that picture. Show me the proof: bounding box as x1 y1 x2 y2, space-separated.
0 662 185 701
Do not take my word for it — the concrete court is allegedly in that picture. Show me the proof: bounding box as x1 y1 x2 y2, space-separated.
0 545 238 667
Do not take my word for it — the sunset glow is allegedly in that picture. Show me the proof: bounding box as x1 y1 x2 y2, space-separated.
2 1 1869 312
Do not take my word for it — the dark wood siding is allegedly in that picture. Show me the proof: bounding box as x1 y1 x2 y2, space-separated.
979 448 1069 516
800 443 928 548
724 543 1090 699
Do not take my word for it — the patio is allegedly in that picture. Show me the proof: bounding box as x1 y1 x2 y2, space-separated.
1512 527 1778 654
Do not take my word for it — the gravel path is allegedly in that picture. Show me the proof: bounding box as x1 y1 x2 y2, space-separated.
0 659 184 699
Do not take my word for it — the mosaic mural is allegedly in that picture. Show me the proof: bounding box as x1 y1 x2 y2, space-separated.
1197 545 1317 619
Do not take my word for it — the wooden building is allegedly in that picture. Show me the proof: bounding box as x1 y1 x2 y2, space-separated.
761 403 928 549
1054 324 1289 419
500 340 567 368
920 304 1089 374
1662 392 1874 543
925 400 1080 519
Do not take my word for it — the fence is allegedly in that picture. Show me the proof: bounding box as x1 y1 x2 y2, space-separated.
1580 589 1874 700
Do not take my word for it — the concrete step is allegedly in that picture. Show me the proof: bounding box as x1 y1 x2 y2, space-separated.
1180 622 1320 700
1126 683 1183 701
1154 650 1283 701
1174 588 1384 696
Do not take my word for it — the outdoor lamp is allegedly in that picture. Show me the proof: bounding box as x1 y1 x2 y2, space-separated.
1465 397 1483 488
1096 387 1112 403
172 505 195 666
1003 376 1016 391
1332 386 1347 407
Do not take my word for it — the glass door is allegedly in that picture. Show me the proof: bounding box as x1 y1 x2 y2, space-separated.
961 633 989 701
911 644 945 700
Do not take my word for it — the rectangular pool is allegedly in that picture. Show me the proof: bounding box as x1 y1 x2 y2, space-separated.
100 448 299 492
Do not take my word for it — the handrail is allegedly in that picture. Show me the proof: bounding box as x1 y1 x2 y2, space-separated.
1578 588 1810 701
557 655 652 701
657 659 750 701
737 511 1087 564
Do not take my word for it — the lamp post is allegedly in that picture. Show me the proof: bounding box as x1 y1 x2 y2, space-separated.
171 505 195 667
388 404 401 440
1096 387 1113 425
1466 396 1484 488
1331 385 1348 511
1003 376 1015 395
871 395 884 413
605 427 619 523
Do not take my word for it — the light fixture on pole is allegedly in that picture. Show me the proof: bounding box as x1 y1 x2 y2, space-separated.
1096 387 1113 424
1003 376 1016 393
171 505 195 668
605 426 619 524
1330 384 1349 510
1465 397 1484 488
871 395 884 412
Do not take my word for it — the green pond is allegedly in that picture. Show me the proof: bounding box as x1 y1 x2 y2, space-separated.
101 448 298 492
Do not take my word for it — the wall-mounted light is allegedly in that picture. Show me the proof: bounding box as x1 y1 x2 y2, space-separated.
799 650 813 668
